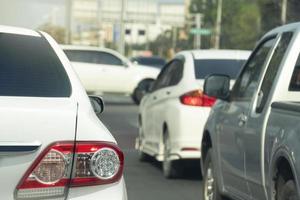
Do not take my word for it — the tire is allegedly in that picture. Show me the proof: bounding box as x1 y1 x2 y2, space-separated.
131 87 140 105
203 149 222 200
276 175 298 200
138 150 150 162
163 130 180 179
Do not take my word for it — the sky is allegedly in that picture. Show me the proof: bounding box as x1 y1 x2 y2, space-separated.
0 0 184 29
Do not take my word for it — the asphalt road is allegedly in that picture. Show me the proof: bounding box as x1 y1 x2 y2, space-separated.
99 96 203 200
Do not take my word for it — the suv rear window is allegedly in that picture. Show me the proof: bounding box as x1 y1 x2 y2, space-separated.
0 33 71 97
194 59 246 79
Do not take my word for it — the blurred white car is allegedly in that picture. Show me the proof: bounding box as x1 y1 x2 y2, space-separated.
62 45 160 103
0 26 127 200
137 49 251 178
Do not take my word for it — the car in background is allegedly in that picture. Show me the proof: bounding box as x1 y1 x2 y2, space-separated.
62 46 160 104
0 25 127 200
130 56 167 69
136 49 251 178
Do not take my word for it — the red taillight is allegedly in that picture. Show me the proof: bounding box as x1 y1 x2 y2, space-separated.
71 142 124 187
180 90 216 107
16 141 124 200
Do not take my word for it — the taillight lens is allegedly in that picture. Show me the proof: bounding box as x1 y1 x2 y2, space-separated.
180 90 216 107
16 141 124 200
71 142 124 187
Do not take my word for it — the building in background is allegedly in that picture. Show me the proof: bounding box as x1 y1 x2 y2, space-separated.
71 0 185 51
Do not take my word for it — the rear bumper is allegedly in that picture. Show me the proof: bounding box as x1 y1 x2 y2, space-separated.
67 177 127 200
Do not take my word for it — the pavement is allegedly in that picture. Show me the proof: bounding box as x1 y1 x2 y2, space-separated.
99 95 203 200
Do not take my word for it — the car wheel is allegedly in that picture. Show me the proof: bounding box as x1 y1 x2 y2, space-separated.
203 149 222 200
131 87 141 105
276 175 298 200
163 130 180 179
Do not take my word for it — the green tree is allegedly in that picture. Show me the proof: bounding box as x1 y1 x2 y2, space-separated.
222 1 261 49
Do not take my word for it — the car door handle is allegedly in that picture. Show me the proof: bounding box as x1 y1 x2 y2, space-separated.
166 91 171 95
238 114 248 127
153 96 157 100
0 141 41 155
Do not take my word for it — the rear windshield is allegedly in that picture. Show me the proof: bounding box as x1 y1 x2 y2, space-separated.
0 33 71 97
194 59 246 79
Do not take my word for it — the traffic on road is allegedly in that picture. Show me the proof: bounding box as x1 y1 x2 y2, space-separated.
1 0 300 200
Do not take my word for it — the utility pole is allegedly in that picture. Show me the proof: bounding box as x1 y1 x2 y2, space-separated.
281 0 287 25
195 13 202 49
118 0 126 55
172 27 177 50
97 0 103 47
65 0 72 44
214 0 222 49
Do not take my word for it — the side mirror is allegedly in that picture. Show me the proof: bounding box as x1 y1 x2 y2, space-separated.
89 96 104 114
123 61 131 68
204 74 230 100
132 79 155 105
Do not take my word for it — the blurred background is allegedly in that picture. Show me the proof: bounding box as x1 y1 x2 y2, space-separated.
1 0 300 60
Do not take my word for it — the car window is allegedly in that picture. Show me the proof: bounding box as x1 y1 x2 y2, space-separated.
151 59 183 91
288 49 300 92
167 60 184 86
257 32 293 113
0 33 71 97
194 59 246 79
64 50 123 66
151 62 173 91
231 37 277 101
136 57 166 68
97 52 124 66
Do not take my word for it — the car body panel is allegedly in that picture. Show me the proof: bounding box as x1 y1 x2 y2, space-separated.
0 26 127 199
203 23 300 200
139 49 250 163
61 46 159 95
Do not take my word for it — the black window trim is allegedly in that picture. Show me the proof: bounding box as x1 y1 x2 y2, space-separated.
254 32 294 114
229 34 278 102
151 57 184 92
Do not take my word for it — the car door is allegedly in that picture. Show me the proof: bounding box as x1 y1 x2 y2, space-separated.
66 50 103 92
216 36 277 199
94 51 132 93
142 59 184 153
243 32 294 200
152 59 184 148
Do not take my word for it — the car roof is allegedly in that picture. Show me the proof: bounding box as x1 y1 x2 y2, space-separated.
61 45 119 54
264 22 300 38
0 25 40 37
178 49 251 60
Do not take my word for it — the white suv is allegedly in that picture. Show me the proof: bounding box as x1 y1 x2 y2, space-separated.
0 26 127 200
137 50 250 178
62 46 160 104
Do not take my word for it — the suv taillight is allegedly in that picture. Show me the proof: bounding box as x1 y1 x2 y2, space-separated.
180 90 216 107
16 141 124 199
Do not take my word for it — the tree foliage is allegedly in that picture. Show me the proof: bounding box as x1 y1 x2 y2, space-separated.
188 0 300 50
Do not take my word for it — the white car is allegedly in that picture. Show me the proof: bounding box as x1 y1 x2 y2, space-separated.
0 26 127 200
62 45 160 104
137 49 251 178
